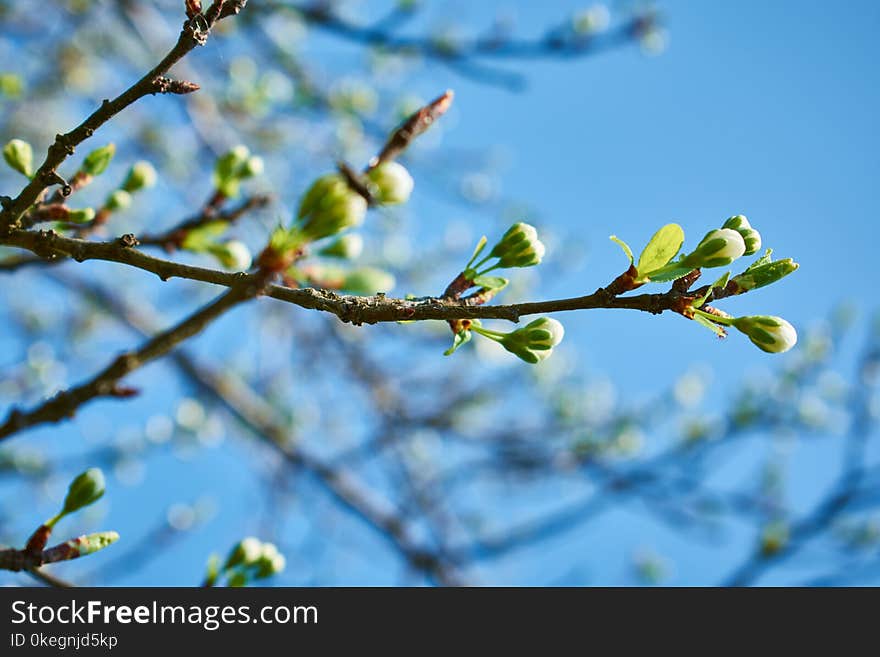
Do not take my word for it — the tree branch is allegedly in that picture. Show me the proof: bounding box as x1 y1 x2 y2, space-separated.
0 228 705 326
0 0 246 231
0 272 269 441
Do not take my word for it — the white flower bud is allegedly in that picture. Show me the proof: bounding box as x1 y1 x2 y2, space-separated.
732 315 797 353
499 317 565 363
366 161 414 205
684 228 746 268
722 215 761 256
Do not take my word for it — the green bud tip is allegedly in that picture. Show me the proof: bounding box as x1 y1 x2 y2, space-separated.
105 189 132 212
732 315 797 354
59 467 106 519
366 161 414 205
122 161 157 193
81 143 116 176
488 222 546 269
69 531 119 556
241 156 264 179
3 138 33 177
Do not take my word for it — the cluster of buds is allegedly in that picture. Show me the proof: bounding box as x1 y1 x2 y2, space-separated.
294 173 368 242
444 223 554 363
722 215 761 255
463 222 545 282
212 145 264 199
474 317 566 364
205 537 286 587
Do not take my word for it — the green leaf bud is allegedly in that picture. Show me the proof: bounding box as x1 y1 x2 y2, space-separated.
732 315 797 354
121 161 157 193
3 138 33 177
55 468 105 524
366 161 414 205
488 222 545 269
81 143 115 176
731 258 798 293
66 531 119 557
104 189 132 212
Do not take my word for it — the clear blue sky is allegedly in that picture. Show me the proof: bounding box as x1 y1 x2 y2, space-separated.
2 0 878 585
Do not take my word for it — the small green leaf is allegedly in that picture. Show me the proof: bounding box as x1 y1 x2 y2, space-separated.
644 264 694 282
609 235 634 264
637 223 684 279
444 330 472 356
743 248 773 273
465 235 488 269
471 275 508 291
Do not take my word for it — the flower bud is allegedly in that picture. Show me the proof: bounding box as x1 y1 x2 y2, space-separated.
499 317 565 364
105 189 132 212
343 266 395 294
366 161 414 205
732 315 797 354
722 215 761 256
730 258 798 293
240 155 264 179
58 468 106 522
223 537 263 570
81 143 115 176
122 161 157 193
67 207 96 224
208 240 252 271
683 228 746 269
254 542 286 579
319 234 364 260
296 174 367 241
3 138 33 177
488 222 545 269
